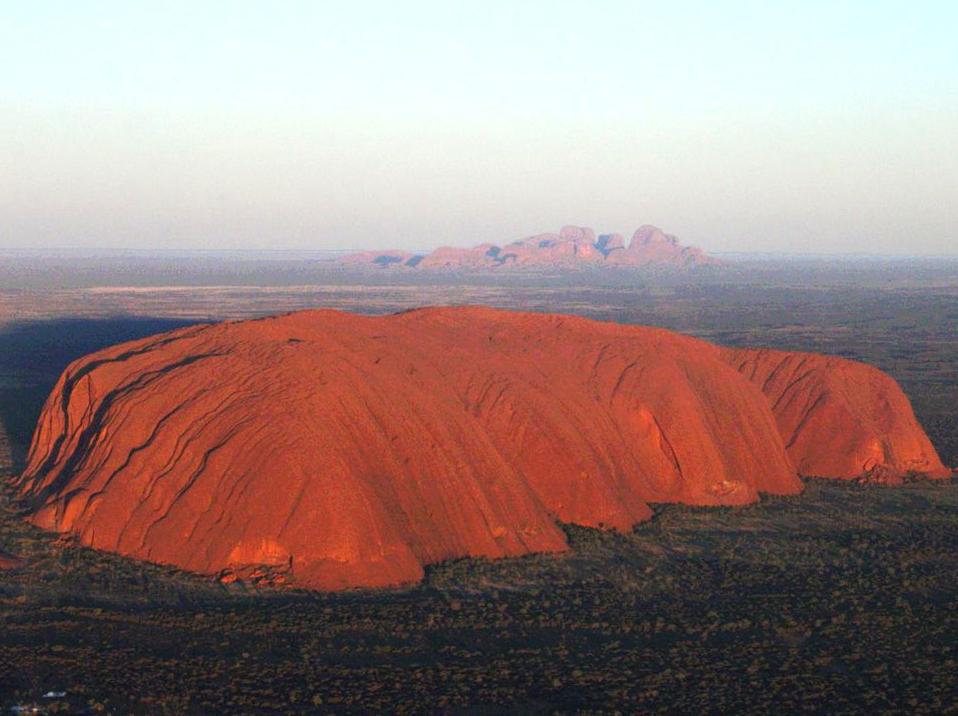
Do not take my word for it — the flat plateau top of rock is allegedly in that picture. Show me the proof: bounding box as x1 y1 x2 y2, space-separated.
16 307 946 590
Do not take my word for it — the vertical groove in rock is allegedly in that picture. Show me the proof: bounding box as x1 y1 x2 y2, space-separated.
13 307 946 590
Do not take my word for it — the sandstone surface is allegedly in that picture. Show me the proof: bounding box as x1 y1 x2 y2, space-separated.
16 308 945 590
722 347 949 482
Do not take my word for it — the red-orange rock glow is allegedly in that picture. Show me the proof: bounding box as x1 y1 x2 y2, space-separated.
722 347 949 482
15 308 945 590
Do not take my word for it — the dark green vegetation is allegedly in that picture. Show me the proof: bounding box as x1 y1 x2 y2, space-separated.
2 477 957 714
1 260 956 713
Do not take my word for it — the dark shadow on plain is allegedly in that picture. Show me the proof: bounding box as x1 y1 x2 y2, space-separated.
0 316 203 471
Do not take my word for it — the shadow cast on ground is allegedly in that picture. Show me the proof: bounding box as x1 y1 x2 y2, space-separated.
0 316 202 470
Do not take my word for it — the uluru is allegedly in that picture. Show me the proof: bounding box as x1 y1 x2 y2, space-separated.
339 224 715 271
15 307 946 591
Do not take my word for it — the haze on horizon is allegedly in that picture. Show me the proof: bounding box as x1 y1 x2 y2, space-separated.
1 1 956 256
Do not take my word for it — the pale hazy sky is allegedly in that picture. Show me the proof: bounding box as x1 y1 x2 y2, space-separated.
2 1 956 254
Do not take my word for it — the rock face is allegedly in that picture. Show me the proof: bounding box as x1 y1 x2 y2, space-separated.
339 225 714 271
15 308 945 590
722 347 949 482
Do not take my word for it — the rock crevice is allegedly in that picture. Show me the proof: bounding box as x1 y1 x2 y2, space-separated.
16 308 946 590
